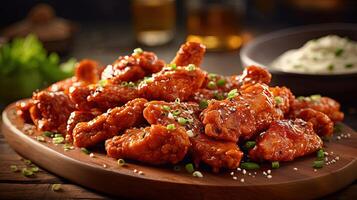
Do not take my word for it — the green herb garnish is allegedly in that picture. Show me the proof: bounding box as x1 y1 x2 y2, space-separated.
227 89 238 100
335 48 344 57
166 124 176 131
199 100 208 109
185 163 194 173
313 160 324 169
240 162 260 170
272 161 280 169
245 141 256 149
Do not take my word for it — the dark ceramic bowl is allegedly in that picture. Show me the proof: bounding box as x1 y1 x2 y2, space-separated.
240 23 357 100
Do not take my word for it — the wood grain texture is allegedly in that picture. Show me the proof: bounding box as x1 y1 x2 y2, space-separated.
1 102 357 200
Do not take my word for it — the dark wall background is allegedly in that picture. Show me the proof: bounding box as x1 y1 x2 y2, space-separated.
1 0 356 29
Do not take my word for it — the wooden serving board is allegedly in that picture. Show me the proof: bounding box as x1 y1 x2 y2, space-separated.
2 102 357 200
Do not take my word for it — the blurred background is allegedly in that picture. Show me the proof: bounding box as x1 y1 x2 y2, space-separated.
0 0 357 106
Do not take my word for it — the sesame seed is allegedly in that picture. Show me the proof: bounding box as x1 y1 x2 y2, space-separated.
267 170 271 174
314 169 317 172
138 171 144 175
237 167 241 171
133 169 138 173
103 164 107 168
263 171 267 176
293 167 298 171
230 172 234 176
324 152 329 156
335 156 340 160
267 175 272 179
233 176 237 180
337 136 341 140
89 153 95 158
242 169 246 174
248 173 252 176
325 157 329 162
240 178 245 183
330 151 334 155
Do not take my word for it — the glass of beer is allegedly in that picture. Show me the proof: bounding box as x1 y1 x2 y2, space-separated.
132 0 176 46
186 0 245 51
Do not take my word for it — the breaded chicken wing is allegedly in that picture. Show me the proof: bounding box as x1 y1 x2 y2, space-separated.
171 42 206 67
191 134 243 173
143 101 202 137
105 124 190 165
69 83 140 111
291 96 344 122
66 111 99 142
249 119 323 161
138 66 205 102
102 51 165 83
201 83 281 142
230 65 272 89
293 108 333 137
29 91 75 134
72 98 147 147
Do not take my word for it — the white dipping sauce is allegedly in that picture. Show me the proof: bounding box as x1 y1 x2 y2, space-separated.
271 35 357 74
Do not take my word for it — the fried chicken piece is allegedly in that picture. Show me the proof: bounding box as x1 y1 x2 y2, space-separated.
66 111 99 142
269 86 295 116
171 42 206 67
16 100 34 123
105 124 190 165
48 77 76 94
72 98 147 148
69 83 140 111
230 65 272 89
249 119 323 162
102 51 165 83
190 134 243 173
138 66 205 102
143 101 202 137
75 59 100 84
29 91 75 134
293 108 334 137
291 96 344 122
201 83 281 142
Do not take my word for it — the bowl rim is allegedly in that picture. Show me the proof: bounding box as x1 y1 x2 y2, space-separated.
240 23 357 77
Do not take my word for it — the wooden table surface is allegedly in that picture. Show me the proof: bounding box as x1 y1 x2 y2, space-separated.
1 24 356 199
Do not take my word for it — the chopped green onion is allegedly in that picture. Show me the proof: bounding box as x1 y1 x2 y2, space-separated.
274 96 283 105
51 184 62 191
162 105 171 111
43 131 54 138
21 168 34 177
345 63 354 68
177 117 188 125
133 48 143 55
217 79 226 86
297 96 305 101
54 134 63 138
227 89 238 100
52 137 64 144
117 159 125 166
31 166 39 172
166 124 176 131
175 98 180 104
327 64 334 71
208 73 217 80
186 64 196 71
240 162 260 170
127 82 135 87
173 165 181 171
199 100 208 109
207 81 216 89
335 48 344 57
192 171 203 178
10 165 19 172
63 143 73 151
245 141 256 149
272 161 280 169
121 81 128 86
81 148 90 155
185 163 194 173
313 160 324 169
172 109 181 116
98 79 108 87
36 136 45 142
168 63 177 70
317 149 325 160
24 159 32 165
310 94 321 101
